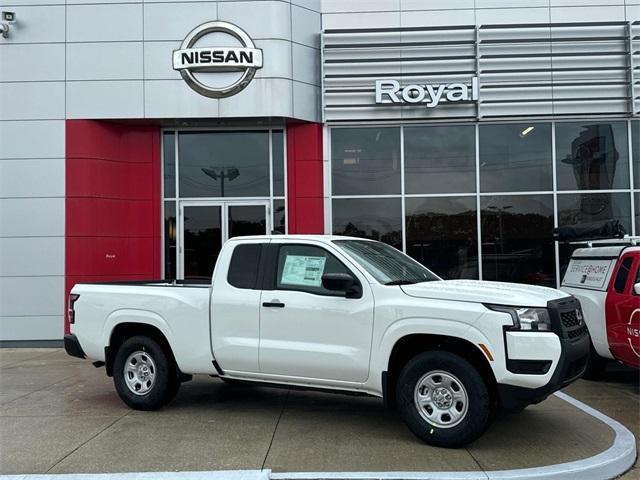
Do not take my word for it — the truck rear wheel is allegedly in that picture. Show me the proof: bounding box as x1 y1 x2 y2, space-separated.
396 351 492 448
113 336 179 410
582 341 607 380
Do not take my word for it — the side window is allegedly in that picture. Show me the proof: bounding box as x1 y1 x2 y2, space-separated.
613 256 633 294
276 244 355 296
227 244 263 289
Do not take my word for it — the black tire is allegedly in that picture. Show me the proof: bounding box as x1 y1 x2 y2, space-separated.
113 336 179 410
582 341 607 380
396 351 492 448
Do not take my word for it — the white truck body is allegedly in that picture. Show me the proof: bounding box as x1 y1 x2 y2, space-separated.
66 235 590 447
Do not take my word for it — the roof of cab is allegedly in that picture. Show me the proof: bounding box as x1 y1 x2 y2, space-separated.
225 234 374 243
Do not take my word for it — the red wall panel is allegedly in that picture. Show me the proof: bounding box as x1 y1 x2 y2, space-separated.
65 120 161 333
286 122 324 234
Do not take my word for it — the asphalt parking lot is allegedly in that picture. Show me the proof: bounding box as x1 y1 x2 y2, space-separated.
0 348 638 478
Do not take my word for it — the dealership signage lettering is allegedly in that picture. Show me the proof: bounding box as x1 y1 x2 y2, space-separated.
375 77 478 108
173 21 263 99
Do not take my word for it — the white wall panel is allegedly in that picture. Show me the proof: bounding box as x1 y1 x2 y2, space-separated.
218 78 293 117
218 0 291 39
143 2 218 42
144 79 220 118
67 4 143 42
0 237 64 277
400 9 475 27
323 11 401 30
66 42 143 80
476 7 550 24
401 0 474 9
0 316 64 341
292 4 321 49
143 41 182 80
0 276 64 317
2 5 65 44
551 0 622 5
0 120 64 159
0 82 65 120
292 43 320 86
66 80 144 118
550 6 626 22
293 80 320 122
0 158 65 198
477 0 548 7
292 0 320 12
0 44 65 82
0 198 64 237
322 0 399 13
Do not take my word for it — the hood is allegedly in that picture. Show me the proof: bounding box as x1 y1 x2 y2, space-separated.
400 279 568 308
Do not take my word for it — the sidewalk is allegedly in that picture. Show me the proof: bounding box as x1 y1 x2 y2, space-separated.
0 348 637 477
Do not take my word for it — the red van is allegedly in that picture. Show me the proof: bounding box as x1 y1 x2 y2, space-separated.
561 242 640 377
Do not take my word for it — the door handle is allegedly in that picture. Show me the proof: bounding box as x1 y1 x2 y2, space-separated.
262 301 285 308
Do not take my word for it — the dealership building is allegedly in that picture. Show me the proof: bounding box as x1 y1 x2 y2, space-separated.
2 0 640 342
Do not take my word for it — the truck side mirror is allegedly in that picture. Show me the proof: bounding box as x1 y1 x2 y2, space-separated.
322 273 361 298
634 283 640 296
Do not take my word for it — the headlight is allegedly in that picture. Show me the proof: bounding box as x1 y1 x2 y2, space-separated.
514 308 552 332
486 305 553 332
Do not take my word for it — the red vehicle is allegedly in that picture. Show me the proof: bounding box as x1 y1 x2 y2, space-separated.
561 241 640 377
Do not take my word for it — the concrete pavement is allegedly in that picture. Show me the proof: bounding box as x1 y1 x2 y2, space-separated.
0 348 637 476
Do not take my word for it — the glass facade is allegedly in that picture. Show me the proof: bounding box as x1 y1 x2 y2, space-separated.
331 120 639 287
162 129 286 279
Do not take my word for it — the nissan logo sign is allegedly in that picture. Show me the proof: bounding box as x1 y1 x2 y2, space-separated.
173 21 263 98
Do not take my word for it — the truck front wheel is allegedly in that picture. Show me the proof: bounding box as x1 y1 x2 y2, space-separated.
113 336 179 410
396 351 492 448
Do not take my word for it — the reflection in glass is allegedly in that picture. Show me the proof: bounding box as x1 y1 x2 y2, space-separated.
405 196 478 279
632 121 640 189
404 126 476 194
332 198 402 249
481 195 555 287
164 201 176 280
228 205 266 239
479 123 552 192
272 131 285 196
163 132 176 198
178 131 270 197
273 199 286 234
557 192 631 274
332 128 401 195
556 121 629 190
183 205 222 280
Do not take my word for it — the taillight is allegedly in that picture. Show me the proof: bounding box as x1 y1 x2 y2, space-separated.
68 294 80 324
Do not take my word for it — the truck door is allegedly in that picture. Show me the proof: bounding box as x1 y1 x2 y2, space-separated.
605 252 640 368
259 242 374 383
210 240 267 373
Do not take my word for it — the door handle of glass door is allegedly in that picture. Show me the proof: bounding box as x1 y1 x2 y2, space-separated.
262 301 285 308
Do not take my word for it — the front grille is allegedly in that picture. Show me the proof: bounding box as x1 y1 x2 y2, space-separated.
561 310 581 328
567 324 588 340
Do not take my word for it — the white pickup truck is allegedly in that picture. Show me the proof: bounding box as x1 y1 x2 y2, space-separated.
65 235 589 447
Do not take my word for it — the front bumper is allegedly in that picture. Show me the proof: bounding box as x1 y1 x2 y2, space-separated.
64 333 86 359
497 296 590 410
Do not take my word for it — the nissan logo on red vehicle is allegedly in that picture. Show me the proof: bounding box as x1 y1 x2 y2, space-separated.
172 21 263 98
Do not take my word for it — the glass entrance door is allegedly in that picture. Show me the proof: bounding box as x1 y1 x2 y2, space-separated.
178 201 269 279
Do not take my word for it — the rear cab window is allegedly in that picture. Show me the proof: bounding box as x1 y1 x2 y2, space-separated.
613 256 634 294
227 243 263 289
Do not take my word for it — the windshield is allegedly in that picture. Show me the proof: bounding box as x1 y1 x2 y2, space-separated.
334 239 440 285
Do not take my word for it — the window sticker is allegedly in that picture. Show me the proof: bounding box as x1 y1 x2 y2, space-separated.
281 255 327 287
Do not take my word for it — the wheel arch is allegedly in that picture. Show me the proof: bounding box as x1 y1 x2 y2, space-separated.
106 322 178 377
383 333 497 410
